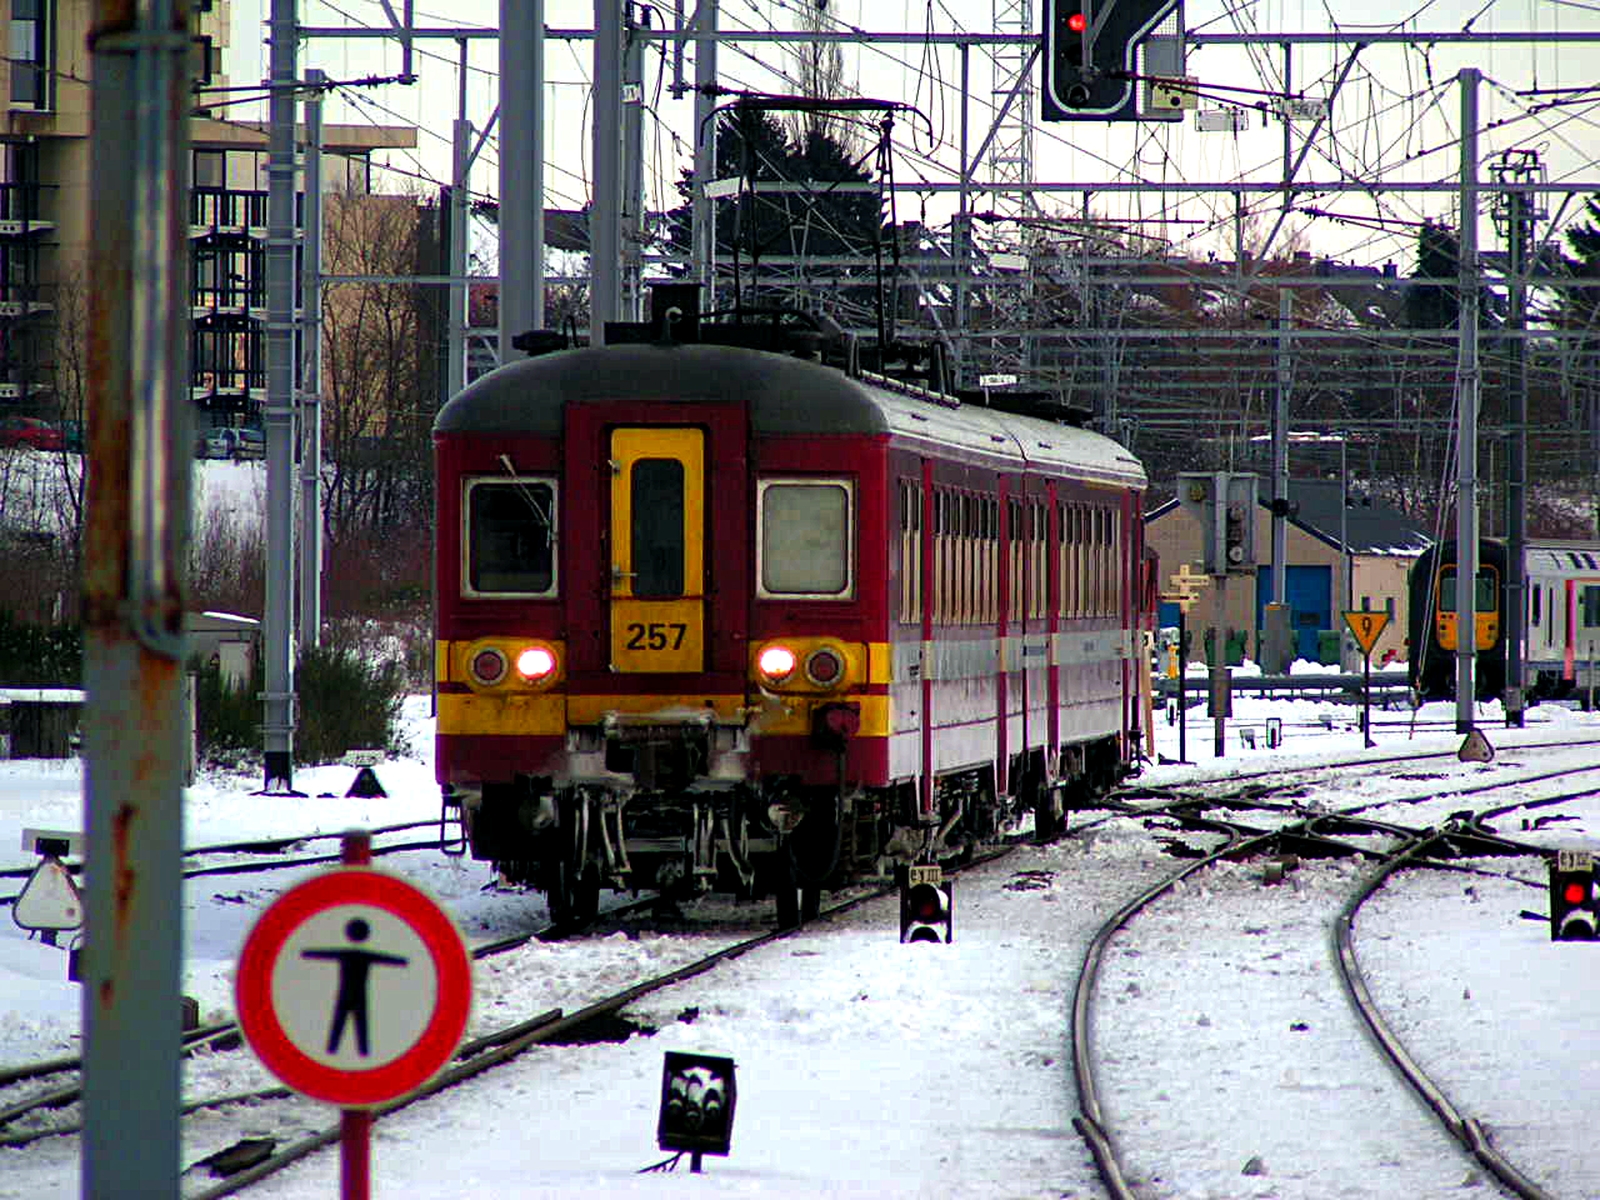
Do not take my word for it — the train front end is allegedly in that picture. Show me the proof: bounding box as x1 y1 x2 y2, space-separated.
433 343 889 924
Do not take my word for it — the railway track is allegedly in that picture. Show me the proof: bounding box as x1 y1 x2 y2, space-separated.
3 737 1595 1195
0 820 447 908
1069 774 1597 1200
0 831 1022 1195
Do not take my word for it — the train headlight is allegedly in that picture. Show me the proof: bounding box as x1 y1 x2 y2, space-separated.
804 646 844 687
757 644 798 683
515 645 558 682
469 647 509 687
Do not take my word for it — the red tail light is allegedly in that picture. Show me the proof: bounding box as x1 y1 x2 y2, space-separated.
469 648 508 686
805 647 844 686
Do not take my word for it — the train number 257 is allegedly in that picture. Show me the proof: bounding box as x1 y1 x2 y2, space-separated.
625 622 688 650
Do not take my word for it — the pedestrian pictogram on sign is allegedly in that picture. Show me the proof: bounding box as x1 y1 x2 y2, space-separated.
1342 610 1390 656
235 867 472 1108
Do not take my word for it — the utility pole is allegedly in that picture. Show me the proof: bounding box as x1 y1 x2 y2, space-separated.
1454 67 1481 736
499 0 546 355
685 0 719 305
263 0 299 790
622 4 648 320
1492 149 1540 729
448 39 471 396
1266 287 1291 672
301 70 325 651
83 0 191 1188
590 0 624 343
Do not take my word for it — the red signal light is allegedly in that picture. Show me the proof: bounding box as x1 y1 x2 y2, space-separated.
1066 11 1087 31
1565 881 1589 906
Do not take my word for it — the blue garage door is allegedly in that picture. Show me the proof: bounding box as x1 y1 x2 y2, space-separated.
1256 565 1334 662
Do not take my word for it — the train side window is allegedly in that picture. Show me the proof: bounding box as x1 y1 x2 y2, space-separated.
899 480 921 624
988 497 999 623
465 477 557 596
1584 585 1600 628
1531 585 1541 627
758 478 854 598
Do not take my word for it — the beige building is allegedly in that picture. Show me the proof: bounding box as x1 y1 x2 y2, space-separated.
1145 477 1431 669
0 0 415 420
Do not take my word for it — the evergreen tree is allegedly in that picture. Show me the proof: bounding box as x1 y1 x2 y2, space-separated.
665 107 881 269
1404 220 1459 328
1560 192 1600 332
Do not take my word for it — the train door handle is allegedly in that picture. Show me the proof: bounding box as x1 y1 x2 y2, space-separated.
611 565 637 582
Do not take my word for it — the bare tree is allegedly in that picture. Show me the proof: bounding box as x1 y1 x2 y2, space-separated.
318 183 439 541
787 0 854 152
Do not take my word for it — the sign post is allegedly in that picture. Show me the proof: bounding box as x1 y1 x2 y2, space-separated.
1160 565 1209 765
235 831 472 1199
1342 610 1390 748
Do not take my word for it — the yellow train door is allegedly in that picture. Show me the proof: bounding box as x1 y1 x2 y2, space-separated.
608 428 705 673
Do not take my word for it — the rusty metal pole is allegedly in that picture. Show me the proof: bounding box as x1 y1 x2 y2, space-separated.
82 0 193 1191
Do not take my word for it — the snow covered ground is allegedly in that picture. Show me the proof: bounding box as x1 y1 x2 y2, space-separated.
1 687 1598 1198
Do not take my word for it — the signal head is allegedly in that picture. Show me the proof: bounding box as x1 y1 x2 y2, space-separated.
1550 856 1599 942
899 872 953 944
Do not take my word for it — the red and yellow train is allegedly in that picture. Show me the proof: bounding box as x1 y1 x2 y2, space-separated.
433 297 1154 926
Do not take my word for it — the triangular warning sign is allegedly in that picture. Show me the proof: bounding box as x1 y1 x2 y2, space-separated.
14 859 84 932
346 766 388 798
1458 728 1495 764
1342 610 1390 656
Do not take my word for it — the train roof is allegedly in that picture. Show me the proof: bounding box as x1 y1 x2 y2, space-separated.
1527 540 1600 573
435 343 1147 490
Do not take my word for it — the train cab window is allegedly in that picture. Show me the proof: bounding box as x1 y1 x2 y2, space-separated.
1437 567 1498 614
758 479 854 598
631 459 685 597
465 477 557 595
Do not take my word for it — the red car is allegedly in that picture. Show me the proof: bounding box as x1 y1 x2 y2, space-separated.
0 416 66 452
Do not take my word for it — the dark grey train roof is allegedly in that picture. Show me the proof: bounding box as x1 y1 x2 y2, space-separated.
435 343 1146 489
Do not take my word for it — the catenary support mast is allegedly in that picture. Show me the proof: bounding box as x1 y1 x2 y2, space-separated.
82 0 192 1189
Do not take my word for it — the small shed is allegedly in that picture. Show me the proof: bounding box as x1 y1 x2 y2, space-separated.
0 688 85 758
186 611 259 686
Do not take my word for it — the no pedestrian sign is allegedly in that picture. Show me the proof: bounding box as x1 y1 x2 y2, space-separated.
235 868 472 1108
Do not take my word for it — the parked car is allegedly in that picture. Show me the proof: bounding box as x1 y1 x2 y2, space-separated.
200 426 266 461
234 427 265 459
0 416 66 452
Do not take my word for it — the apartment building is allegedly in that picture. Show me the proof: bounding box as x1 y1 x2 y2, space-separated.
0 0 417 426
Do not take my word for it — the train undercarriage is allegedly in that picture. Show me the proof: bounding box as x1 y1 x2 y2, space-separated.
443 730 1127 929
